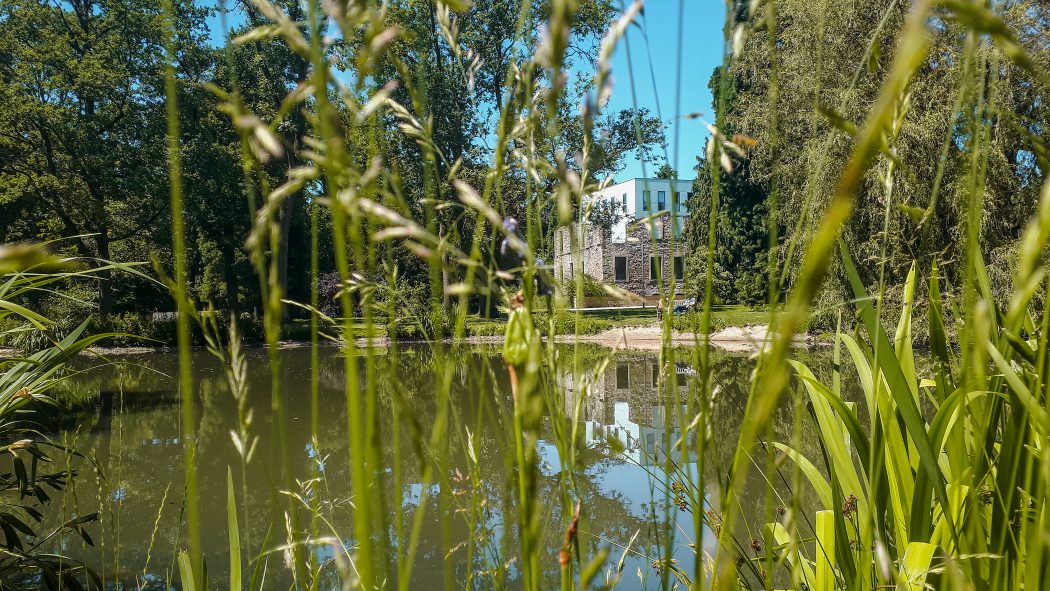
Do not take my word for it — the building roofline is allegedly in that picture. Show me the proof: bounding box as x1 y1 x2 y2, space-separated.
601 177 696 189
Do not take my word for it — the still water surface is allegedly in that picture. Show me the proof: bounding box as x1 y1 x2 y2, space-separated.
50 345 833 589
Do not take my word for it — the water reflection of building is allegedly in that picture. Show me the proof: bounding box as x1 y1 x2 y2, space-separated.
561 355 697 466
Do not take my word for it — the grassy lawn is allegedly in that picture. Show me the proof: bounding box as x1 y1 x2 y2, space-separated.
462 305 771 337
579 305 770 329
297 306 773 340
697 305 771 330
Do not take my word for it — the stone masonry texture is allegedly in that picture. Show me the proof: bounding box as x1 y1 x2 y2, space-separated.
552 212 688 301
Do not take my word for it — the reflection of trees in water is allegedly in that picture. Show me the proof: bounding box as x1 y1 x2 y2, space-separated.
43 345 854 589
46 347 659 588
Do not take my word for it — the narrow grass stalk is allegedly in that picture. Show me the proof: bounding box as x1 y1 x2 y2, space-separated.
160 0 200 581
714 1 936 587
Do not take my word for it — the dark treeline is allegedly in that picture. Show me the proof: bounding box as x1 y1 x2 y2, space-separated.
0 0 665 326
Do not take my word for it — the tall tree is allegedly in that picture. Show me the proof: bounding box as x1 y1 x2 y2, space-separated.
685 0 1050 313
348 0 664 294
0 0 209 313
225 0 315 310
179 74 254 313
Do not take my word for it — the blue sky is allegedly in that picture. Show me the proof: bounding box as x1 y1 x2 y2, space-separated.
604 1 726 182
203 1 726 182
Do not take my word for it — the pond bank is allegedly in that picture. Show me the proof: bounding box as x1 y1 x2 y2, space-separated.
1 323 813 357
559 324 812 352
377 323 812 353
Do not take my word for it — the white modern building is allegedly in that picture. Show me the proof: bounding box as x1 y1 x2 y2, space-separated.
587 177 694 242
553 177 695 301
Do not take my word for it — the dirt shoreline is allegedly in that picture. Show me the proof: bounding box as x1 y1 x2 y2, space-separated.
1 324 812 356
557 324 811 352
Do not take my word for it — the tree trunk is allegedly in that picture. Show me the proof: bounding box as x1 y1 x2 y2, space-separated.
221 242 240 315
439 221 450 309
276 44 311 322
96 230 112 315
276 193 296 320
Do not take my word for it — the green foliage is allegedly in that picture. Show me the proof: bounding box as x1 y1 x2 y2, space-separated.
0 0 210 314
654 164 677 179
585 200 626 231
84 312 266 347
0 0 664 326
5 1 1050 590
546 312 614 336
770 231 1050 588
0 247 115 587
578 274 614 298
684 0 1050 319
684 68 774 306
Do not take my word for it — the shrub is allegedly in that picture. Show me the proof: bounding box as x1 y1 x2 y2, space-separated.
544 312 614 336
86 312 266 347
0 247 106 583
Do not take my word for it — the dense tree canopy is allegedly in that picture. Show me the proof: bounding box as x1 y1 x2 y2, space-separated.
685 0 1050 319
0 0 664 323
0 0 209 313
15 0 1046 326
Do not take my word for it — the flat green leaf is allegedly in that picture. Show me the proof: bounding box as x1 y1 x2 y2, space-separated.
763 522 816 588
792 365 872 473
0 299 52 330
814 510 836 591
772 443 832 509
840 238 956 544
228 467 242 591
898 541 938 590
893 262 919 404
790 362 868 504
927 261 955 401
986 341 1049 437
178 551 198 591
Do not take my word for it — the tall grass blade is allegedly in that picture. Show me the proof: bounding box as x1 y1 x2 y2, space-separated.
227 467 241 591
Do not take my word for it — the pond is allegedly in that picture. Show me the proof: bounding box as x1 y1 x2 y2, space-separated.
47 344 840 589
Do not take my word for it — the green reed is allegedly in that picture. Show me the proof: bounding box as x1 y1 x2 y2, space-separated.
143 0 1050 590
160 0 201 582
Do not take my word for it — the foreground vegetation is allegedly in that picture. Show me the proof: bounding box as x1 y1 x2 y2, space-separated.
1 0 1050 590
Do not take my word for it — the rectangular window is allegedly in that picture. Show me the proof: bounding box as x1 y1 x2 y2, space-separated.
569 262 573 278
642 190 651 210
678 192 686 211
674 256 684 280
652 363 660 386
657 190 666 211
686 192 693 211
650 256 662 281
622 193 628 214
616 363 629 389
614 256 628 281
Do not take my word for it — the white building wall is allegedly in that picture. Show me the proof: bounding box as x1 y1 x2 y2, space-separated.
587 178 693 243
555 177 695 303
